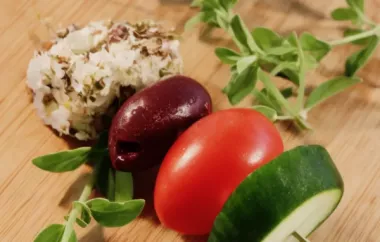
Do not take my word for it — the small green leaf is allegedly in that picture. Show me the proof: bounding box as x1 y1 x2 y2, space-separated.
266 46 297 55
345 36 379 76
259 56 300 85
215 47 241 64
300 33 331 61
86 198 145 227
252 105 277 121
115 171 133 202
346 0 364 12
64 202 92 228
344 28 370 45
185 12 206 31
305 76 361 110
236 56 257 74
34 224 77 242
202 0 220 9
331 8 358 21
63 215 87 229
257 68 294 113
251 27 283 51
223 65 258 105
220 0 238 10
107 169 116 201
32 147 91 173
73 201 92 227
304 53 318 70
230 15 262 54
252 89 281 112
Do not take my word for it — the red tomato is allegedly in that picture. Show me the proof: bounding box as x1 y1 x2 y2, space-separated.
154 108 284 235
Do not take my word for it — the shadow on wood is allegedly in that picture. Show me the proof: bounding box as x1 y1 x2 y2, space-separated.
59 172 92 208
80 225 105 242
259 0 326 20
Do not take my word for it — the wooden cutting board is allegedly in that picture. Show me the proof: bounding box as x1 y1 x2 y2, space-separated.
0 0 379 241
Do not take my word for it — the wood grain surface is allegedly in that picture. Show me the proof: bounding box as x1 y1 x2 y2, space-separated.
0 0 379 241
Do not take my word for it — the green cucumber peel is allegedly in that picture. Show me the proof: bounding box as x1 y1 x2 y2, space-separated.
209 145 344 242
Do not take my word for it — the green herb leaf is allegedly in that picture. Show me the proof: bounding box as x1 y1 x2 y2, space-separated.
266 46 297 56
115 171 133 202
32 147 91 173
215 47 241 64
64 216 87 229
344 28 371 45
346 0 364 12
252 105 277 121
86 198 145 227
252 89 281 112
185 12 206 30
300 33 331 61
331 8 358 22
286 33 297 47
223 65 258 105
260 56 300 85
202 0 220 9
304 53 318 70
257 68 295 114
236 56 257 74
73 201 92 227
220 0 237 10
305 76 361 110
230 15 262 54
345 35 379 76
34 224 77 242
251 27 283 51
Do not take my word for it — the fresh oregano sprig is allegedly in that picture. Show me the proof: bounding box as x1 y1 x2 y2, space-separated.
32 132 145 242
186 0 379 130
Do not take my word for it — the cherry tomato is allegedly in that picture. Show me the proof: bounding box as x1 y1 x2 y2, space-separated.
154 108 284 235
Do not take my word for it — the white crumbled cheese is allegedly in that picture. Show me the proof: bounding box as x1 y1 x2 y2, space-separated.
27 20 183 140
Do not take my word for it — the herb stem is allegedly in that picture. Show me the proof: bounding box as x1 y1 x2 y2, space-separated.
329 25 380 46
292 231 311 242
61 173 94 242
294 33 306 112
276 115 293 120
260 70 296 117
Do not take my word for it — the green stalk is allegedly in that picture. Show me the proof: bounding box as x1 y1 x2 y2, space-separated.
61 174 94 242
262 70 296 117
294 33 306 112
329 25 380 46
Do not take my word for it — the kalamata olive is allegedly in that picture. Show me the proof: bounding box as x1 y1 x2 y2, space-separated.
108 75 212 172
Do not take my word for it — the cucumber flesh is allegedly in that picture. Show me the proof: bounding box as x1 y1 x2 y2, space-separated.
266 189 342 242
209 145 344 242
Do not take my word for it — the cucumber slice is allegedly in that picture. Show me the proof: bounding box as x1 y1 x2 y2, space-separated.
209 145 344 242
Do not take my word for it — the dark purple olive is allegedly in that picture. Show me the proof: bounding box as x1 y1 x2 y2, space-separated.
108 75 212 172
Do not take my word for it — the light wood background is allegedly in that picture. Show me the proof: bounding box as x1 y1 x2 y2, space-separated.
0 0 379 241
